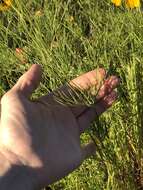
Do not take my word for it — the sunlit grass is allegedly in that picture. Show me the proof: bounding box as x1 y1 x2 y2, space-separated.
1 0 143 189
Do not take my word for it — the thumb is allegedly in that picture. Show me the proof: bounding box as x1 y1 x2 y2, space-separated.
13 64 42 98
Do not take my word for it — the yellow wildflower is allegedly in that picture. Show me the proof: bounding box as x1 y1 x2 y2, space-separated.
125 0 140 8
112 0 121 6
0 0 12 11
112 0 140 8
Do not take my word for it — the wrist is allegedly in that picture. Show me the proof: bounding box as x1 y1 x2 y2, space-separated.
0 151 37 190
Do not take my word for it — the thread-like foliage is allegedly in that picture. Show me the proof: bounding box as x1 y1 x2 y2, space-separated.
0 1 143 189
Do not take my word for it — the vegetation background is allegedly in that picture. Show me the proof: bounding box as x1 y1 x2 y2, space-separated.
1 0 143 189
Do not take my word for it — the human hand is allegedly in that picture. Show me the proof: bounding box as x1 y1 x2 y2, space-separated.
0 65 119 189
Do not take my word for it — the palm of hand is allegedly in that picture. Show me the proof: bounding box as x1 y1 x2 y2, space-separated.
0 65 119 187
0 91 82 184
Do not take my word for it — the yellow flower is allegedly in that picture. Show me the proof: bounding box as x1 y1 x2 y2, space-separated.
112 0 140 8
0 0 12 11
125 0 140 8
112 0 121 6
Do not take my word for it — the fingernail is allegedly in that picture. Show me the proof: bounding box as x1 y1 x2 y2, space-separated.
111 77 120 86
107 91 117 103
99 68 106 76
107 76 120 87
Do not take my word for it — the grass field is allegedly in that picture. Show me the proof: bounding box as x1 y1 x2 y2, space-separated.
1 0 143 189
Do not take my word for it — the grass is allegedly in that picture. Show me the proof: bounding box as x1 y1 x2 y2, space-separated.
1 0 143 189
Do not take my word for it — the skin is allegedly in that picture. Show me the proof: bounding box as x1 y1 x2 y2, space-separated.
0 64 119 189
